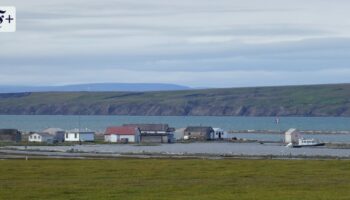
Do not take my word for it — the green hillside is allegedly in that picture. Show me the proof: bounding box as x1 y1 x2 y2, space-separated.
0 83 349 116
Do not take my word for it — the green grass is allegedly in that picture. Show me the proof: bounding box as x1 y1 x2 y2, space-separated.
0 159 350 200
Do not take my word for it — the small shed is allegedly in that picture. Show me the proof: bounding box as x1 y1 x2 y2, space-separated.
28 133 54 143
65 129 95 142
184 126 214 140
285 128 300 144
0 129 21 143
104 126 140 143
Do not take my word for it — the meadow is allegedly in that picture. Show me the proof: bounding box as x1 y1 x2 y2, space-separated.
0 159 349 200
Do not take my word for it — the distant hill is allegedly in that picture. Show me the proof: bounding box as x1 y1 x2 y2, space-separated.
0 83 190 93
0 83 349 116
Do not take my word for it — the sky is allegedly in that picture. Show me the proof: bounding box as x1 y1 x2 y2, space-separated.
1 0 350 88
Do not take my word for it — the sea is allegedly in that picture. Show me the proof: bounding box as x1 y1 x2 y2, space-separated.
1 115 350 143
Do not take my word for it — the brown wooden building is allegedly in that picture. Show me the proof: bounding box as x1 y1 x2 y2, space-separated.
0 129 22 143
123 124 175 143
184 126 214 140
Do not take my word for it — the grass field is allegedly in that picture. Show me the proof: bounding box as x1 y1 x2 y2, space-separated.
0 159 350 200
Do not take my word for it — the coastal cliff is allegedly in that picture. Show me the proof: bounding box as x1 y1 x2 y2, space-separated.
0 84 349 116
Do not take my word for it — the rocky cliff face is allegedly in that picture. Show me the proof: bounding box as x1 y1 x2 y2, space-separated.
0 84 349 116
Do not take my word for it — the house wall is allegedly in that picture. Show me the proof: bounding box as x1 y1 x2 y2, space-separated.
54 132 65 142
65 132 94 142
285 130 300 144
65 132 80 141
105 135 136 143
139 135 172 143
140 135 163 143
184 131 210 140
119 135 135 142
29 134 43 142
167 134 175 143
29 134 54 143
0 129 21 142
79 133 95 142
213 129 226 139
104 135 113 142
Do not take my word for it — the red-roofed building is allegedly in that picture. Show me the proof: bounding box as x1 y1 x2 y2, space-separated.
104 126 140 143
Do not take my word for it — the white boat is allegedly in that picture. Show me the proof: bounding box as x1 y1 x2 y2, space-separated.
292 138 325 148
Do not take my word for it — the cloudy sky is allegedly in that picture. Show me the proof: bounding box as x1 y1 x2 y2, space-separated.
1 0 350 88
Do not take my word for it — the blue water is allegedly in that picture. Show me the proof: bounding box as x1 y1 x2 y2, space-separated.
0 115 349 132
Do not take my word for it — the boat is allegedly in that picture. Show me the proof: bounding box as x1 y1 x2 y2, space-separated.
292 138 325 148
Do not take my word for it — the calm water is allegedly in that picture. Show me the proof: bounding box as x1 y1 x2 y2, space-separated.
1 115 350 143
1 115 350 132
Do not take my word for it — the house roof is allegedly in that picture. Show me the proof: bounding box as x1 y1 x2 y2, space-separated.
184 126 214 133
123 124 174 132
105 126 138 135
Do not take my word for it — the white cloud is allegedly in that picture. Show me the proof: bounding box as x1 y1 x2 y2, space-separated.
1 0 350 87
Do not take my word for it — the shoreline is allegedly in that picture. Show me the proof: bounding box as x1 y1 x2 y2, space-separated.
1 148 349 160
2 142 350 160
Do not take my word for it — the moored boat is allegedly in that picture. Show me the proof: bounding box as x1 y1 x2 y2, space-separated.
292 138 325 148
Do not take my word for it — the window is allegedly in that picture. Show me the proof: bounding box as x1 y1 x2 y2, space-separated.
75 133 78 139
65 133 68 138
34 135 36 139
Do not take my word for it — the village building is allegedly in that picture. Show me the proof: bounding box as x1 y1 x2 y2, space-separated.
28 132 55 143
213 128 227 140
104 126 140 143
0 129 22 143
285 128 300 144
123 124 175 143
174 128 186 141
42 128 65 142
65 129 95 142
183 126 214 140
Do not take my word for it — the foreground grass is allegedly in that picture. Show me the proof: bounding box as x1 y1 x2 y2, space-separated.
0 159 350 200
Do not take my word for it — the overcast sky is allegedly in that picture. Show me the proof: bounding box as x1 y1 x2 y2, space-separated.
1 0 350 88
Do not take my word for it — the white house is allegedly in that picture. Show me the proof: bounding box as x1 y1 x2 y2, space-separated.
104 126 140 143
28 133 55 143
65 129 95 142
42 128 65 142
285 128 300 144
213 128 227 140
